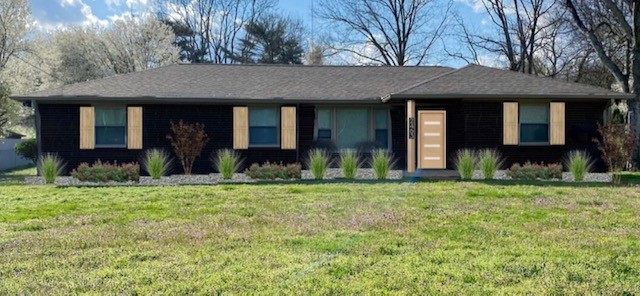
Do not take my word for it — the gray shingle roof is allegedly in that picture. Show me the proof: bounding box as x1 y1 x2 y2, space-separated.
14 63 454 102
14 63 632 102
390 64 630 99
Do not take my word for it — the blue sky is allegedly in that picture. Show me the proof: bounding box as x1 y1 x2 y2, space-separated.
29 0 486 66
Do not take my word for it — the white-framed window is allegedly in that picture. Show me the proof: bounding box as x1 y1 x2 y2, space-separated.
519 103 549 144
95 106 127 147
249 107 279 147
315 107 391 150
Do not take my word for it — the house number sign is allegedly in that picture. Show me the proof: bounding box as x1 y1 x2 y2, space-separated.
408 117 416 139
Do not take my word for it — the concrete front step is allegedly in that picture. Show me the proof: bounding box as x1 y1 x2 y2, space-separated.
403 169 461 181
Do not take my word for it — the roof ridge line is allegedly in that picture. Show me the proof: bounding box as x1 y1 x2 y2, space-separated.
382 64 474 102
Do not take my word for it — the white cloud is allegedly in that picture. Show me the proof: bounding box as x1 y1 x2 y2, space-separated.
106 0 149 9
477 54 508 68
455 0 485 13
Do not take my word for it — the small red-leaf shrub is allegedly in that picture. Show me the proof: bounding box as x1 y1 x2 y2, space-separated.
594 123 635 184
166 120 209 175
507 162 562 180
71 161 140 182
244 162 301 180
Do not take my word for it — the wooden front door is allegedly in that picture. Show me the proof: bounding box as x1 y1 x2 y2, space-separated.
418 111 446 169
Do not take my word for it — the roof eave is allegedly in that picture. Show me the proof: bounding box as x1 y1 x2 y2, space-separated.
12 95 385 104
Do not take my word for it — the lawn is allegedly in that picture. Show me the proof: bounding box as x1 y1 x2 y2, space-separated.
1 179 640 293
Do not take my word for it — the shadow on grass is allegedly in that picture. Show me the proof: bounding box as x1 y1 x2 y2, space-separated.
246 178 618 188
0 165 36 186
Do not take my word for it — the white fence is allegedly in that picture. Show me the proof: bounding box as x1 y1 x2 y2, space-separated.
0 139 32 171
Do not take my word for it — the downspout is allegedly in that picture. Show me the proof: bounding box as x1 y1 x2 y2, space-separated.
33 100 42 176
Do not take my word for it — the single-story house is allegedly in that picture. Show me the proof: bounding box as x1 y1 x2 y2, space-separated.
12 63 633 174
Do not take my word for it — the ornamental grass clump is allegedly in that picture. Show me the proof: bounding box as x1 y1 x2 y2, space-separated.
566 150 593 181
213 149 242 180
142 149 172 180
339 149 360 179
479 149 503 180
371 149 394 180
306 149 331 180
455 149 476 180
39 153 64 184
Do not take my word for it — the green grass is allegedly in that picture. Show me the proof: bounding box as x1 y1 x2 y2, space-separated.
617 172 640 185
1 182 640 293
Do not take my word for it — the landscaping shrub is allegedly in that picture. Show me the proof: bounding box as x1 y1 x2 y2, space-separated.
213 149 242 180
71 161 140 183
594 122 635 184
39 153 64 184
339 149 360 179
306 149 331 180
244 162 301 180
14 139 37 165
566 150 593 181
507 162 563 180
371 149 394 179
166 120 209 175
142 149 171 180
455 149 476 180
478 149 503 179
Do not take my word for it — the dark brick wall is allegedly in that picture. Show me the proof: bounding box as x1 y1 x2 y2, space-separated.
390 104 407 170
39 103 314 175
39 100 608 174
461 101 608 172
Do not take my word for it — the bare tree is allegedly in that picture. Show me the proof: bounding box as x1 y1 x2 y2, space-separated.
315 0 452 66
450 0 562 74
0 0 30 70
156 0 275 63
564 0 640 132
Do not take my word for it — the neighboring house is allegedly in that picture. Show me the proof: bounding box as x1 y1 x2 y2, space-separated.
12 63 633 174
0 132 31 171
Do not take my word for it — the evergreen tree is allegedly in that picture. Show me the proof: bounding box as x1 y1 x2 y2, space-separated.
231 15 304 64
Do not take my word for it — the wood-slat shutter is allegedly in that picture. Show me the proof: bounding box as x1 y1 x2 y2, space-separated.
503 102 519 145
127 107 143 149
233 106 249 149
281 106 296 150
79 106 95 150
550 102 565 145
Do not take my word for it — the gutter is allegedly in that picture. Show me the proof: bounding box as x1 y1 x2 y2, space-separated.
384 93 636 101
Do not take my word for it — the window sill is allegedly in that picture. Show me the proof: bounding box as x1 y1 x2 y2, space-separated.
95 145 127 149
248 145 281 149
518 142 550 146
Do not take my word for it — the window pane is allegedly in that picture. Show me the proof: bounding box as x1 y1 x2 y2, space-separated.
520 124 549 143
250 108 277 127
249 107 278 145
249 127 278 145
318 108 332 130
375 129 388 148
336 108 369 149
375 109 388 129
520 103 549 124
96 107 125 127
318 129 332 140
96 127 126 145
